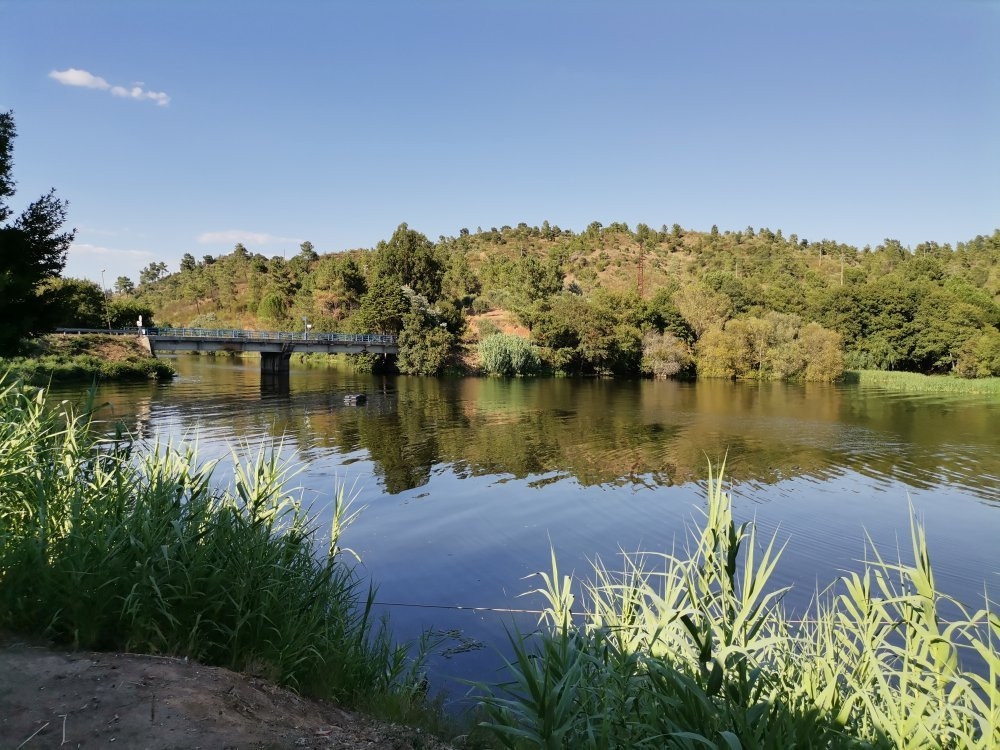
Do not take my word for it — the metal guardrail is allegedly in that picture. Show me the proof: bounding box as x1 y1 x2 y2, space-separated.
146 327 397 346
55 327 140 335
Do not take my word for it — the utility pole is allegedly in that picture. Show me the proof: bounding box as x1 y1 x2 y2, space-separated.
637 244 645 299
100 269 111 331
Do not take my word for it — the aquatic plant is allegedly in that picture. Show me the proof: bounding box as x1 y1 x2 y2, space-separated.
479 333 541 377
477 463 999 748
0 374 426 713
849 369 1000 395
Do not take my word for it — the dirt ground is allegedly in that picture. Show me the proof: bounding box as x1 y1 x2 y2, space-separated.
0 642 452 749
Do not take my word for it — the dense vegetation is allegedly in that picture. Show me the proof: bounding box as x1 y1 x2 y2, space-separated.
0 377 429 717
477 465 999 749
0 333 174 384
0 111 76 354
131 222 1000 381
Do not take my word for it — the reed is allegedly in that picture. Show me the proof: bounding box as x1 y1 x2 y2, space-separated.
848 369 1000 395
477 463 999 748
0 374 427 714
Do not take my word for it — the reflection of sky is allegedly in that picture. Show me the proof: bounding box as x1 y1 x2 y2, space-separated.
62 356 1000 703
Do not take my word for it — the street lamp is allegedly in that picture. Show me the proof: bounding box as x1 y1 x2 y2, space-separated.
100 269 112 331
303 316 312 340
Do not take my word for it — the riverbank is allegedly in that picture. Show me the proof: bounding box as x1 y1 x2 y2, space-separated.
847 369 1000 394
0 376 452 745
0 334 175 384
0 641 453 749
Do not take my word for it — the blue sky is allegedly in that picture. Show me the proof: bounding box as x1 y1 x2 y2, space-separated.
2 1 998 283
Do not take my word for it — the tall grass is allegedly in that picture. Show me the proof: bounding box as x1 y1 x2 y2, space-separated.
0 374 426 712
848 370 1000 395
478 464 999 748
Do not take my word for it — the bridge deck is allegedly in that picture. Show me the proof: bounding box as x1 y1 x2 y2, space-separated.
143 327 396 347
138 328 398 371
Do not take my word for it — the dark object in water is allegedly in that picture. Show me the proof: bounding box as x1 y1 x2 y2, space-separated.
343 393 367 405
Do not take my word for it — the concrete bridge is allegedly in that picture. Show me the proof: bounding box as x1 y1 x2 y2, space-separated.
137 327 398 373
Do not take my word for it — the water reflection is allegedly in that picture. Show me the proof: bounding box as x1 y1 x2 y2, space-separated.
78 357 1000 504
56 356 1000 695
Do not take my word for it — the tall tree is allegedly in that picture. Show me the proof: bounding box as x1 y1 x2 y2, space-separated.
0 111 75 353
114 275 136 295
139 261 169 285
372 223 443 301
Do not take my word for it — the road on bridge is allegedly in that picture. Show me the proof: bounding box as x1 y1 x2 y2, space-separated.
135 327 398 373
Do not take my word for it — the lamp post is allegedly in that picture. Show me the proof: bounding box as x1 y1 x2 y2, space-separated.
303 316 312 340
100 269 112 331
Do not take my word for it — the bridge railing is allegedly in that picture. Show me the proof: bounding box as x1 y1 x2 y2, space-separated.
55 327 140 335
147 327 397 346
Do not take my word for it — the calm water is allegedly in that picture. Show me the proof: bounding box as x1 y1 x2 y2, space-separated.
58 355 1000 702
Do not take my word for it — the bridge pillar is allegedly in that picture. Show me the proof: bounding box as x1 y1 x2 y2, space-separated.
260 350 292 374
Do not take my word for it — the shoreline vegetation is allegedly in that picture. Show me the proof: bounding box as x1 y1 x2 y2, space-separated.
848 369 1000 395
477 467 1000 749
2 379 997 748
0 333 174 385
0 375 439 730
120 222 999 385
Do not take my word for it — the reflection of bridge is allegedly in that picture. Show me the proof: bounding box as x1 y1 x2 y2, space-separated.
138 327 398 374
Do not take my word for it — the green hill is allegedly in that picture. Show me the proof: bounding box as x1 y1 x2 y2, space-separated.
131 222 1000 380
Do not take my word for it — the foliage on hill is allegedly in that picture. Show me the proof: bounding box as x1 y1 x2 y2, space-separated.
130 221 1000 379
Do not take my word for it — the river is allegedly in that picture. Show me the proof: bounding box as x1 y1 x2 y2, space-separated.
58 355 1000 704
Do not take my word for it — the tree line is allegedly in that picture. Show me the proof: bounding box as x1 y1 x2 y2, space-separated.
127 220 999 381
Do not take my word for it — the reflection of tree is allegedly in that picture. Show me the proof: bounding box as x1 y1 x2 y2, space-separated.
70 357 1000 502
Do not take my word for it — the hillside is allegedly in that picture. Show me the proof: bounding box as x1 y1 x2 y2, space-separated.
130 222 1000 379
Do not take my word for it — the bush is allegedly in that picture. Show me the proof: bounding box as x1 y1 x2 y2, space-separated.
108 298 155 328
955 326 1000 378
396 313 456 375
696 315 844 381
0 336 176 384
641 331 692 378
477 319 501 339
479 333 540 376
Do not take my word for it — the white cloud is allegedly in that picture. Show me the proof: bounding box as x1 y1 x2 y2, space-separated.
197 230 301 246
70 242 154 259
49 68 170 107
49 68 110 90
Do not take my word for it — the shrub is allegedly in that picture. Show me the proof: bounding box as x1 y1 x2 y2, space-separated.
799 321 845 381
477 319 501 339
479 333 541 376
641 331 691 378
955 326 1000 378
696 316 844 381
396 313 455 375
